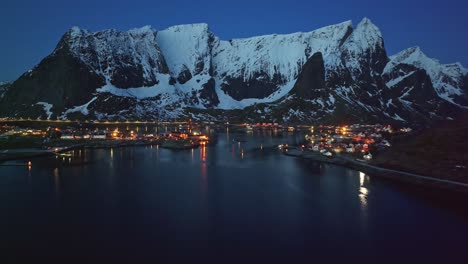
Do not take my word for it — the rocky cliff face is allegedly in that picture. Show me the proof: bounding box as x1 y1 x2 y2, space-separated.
0 82 11 100
1 18 467 123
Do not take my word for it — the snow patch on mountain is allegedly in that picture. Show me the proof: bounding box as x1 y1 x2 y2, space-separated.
60 97 97 118
386 71 415 88
97 73 212 107
392 113 405 121
97 74 173 100
215 78 296 109
36 102 53 119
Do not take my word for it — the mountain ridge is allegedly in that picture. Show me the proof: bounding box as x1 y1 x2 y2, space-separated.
1 18 467 123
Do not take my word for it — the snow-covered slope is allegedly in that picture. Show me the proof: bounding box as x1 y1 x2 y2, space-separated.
62 25 168 88
339 18 387 78
213 20 352 83
156 23 213 78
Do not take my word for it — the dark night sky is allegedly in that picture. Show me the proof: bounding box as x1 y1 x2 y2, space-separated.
1 0 467 82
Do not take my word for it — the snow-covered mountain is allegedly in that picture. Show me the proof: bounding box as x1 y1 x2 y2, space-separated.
1 18 467 123
384 46 468 106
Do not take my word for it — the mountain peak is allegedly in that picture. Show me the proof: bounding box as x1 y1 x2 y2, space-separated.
163 23 210 33
391 46 433 64
340 17 384 56
355 17 381 35
406 46 424 56
67 26 89 37
128 25 155 35
358 17 372 26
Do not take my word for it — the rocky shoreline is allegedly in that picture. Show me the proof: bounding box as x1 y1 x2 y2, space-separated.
283 148 468 194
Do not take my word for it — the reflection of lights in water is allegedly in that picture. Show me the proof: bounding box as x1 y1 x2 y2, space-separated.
191 148 194 161
200 146 206 162
53 167 60 198
201 161 207 194
110 148 114 158
359 172 369 207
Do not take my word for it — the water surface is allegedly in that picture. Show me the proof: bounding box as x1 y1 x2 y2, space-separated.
1 131 467 262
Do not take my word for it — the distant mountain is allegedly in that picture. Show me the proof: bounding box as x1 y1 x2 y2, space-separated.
0 81 11 100
1 18 466 123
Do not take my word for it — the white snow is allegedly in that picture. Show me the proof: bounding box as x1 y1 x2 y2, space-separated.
392 113 405 121
215 79 296 109
156 23 212 76
398 86 414 100
67 25 166 83
384 46 467 106
36 102 53 119
339 18 384 76
61 97 97 117
315 98 325 108
386 99 394 107
212 20 353 83
97 74 173 100
399 98 413 110
386 71 415 88
97 73 212 109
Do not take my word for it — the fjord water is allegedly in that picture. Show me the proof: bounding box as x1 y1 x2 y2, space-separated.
1 131 467 262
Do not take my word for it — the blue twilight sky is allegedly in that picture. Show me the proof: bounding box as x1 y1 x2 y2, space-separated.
1 0 467 82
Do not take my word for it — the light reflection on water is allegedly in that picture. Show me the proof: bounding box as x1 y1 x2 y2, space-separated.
359 171 369 208
53 167 60 199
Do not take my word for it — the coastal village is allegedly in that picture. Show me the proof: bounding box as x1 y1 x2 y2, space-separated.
0 121 413 162
297 124 412 161
0 122 211 152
